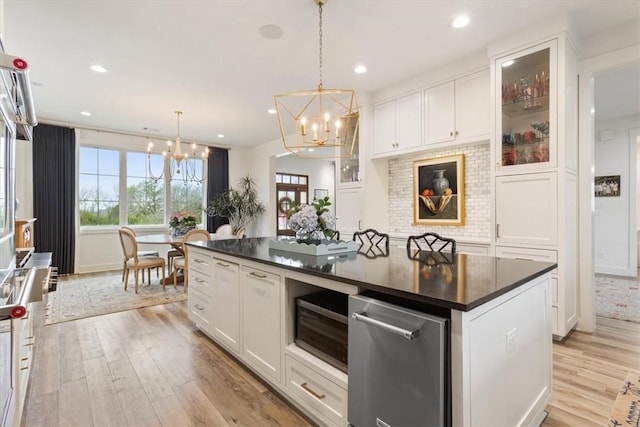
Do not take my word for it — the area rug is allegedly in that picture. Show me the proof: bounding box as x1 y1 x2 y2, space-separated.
45 271 187 325
595 274 640 324
608 371 640 427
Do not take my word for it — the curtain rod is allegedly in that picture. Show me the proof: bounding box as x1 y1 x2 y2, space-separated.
37 119 232 150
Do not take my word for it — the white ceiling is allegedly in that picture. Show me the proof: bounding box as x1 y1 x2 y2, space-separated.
3 0 640 149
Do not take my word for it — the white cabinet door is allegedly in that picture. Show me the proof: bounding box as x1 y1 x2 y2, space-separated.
373 101 396 154
396 92 422 151
496 172 558 246
336 187 364 238
455 69 490 142
242 266 282 383
373 93 422 155
212 258 241 353
426 81 455 144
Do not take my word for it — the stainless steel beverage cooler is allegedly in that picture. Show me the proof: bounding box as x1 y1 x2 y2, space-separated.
348 295 447 427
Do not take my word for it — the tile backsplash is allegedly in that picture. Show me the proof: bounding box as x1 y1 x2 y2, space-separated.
387 143 491 241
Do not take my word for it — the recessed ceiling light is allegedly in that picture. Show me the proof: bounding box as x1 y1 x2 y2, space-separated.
354 65 367 74
502 60 515 67
267 108 277 114
217 134 224 139
80 111 91 116
89 64 108 73
451 15 470 29
259 24 283 39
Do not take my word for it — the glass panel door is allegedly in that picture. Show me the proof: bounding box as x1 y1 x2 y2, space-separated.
498 43 555 170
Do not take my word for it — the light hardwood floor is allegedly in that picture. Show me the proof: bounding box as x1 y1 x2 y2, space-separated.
22 302 640 426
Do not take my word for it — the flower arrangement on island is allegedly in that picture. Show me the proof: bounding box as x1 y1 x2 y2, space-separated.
169 211 197 235
287 196 337 243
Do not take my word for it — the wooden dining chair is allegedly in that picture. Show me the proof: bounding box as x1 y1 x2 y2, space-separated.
172 228 211 291
118 228 166 294
120 226 161 283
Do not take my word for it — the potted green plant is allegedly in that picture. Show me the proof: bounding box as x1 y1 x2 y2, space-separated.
205 175 266 236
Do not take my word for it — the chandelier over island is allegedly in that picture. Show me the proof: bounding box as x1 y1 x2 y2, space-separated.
274 0 359 159
146 110 209 183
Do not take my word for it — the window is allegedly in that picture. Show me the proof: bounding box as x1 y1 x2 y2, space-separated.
79 147 120 225
79 145 206 227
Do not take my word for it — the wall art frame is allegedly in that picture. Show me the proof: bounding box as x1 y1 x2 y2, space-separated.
594 175 620 197
413 154 465 226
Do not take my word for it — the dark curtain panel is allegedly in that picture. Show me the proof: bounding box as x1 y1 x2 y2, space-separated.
32 124 75 274
206 148 229 233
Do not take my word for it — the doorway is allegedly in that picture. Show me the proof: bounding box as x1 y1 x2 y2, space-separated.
275 173 309 236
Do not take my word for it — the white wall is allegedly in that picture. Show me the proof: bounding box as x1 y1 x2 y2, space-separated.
593 116 639 276
275 154 335 208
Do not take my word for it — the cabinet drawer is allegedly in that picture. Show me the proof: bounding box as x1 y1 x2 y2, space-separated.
495 246 557 264
189 248 213 275
188 287 211 331
188 269 212 296
285 355 347 427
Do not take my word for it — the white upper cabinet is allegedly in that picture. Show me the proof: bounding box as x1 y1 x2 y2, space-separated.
425 69 490 146
495 41 557 172
373 92 422 155
455 70 491 141
425 81 455 144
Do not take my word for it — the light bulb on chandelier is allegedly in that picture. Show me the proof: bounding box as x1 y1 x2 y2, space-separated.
146 110 209 183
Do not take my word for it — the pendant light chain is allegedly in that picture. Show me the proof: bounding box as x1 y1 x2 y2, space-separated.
175 110 182 138
318 2 323 90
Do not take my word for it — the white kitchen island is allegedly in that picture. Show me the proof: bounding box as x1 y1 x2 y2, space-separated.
186 237 554 427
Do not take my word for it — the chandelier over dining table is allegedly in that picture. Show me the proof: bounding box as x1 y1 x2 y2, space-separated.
273 0 359 159
146 110 209 183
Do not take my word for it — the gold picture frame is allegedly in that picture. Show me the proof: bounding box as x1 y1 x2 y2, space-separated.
413 154 465 226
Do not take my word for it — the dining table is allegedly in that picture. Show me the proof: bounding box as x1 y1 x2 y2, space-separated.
136 232 217 285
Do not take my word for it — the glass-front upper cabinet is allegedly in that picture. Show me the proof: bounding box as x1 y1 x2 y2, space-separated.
337 116 361 186
496 40 557 170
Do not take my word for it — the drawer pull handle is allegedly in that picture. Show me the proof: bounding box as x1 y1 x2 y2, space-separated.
20 367 29 371
195 278 205 283
194 304 205 311
300 382 325 400
216 262 230 267
194 259 205 264
250 271 267 279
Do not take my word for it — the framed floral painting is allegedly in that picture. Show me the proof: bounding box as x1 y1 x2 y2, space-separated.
413 154 465 226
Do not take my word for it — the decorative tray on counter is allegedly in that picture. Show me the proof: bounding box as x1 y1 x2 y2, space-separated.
268 237 359 256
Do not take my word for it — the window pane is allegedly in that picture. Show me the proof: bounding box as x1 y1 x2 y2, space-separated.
299 177 307 185
291 176 299 184
300 192 307 205
79 147 120 226
276 174 282 183
98 149 119 175
79 147 97 174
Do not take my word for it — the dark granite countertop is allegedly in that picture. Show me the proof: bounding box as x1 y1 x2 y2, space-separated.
187 237 556 312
